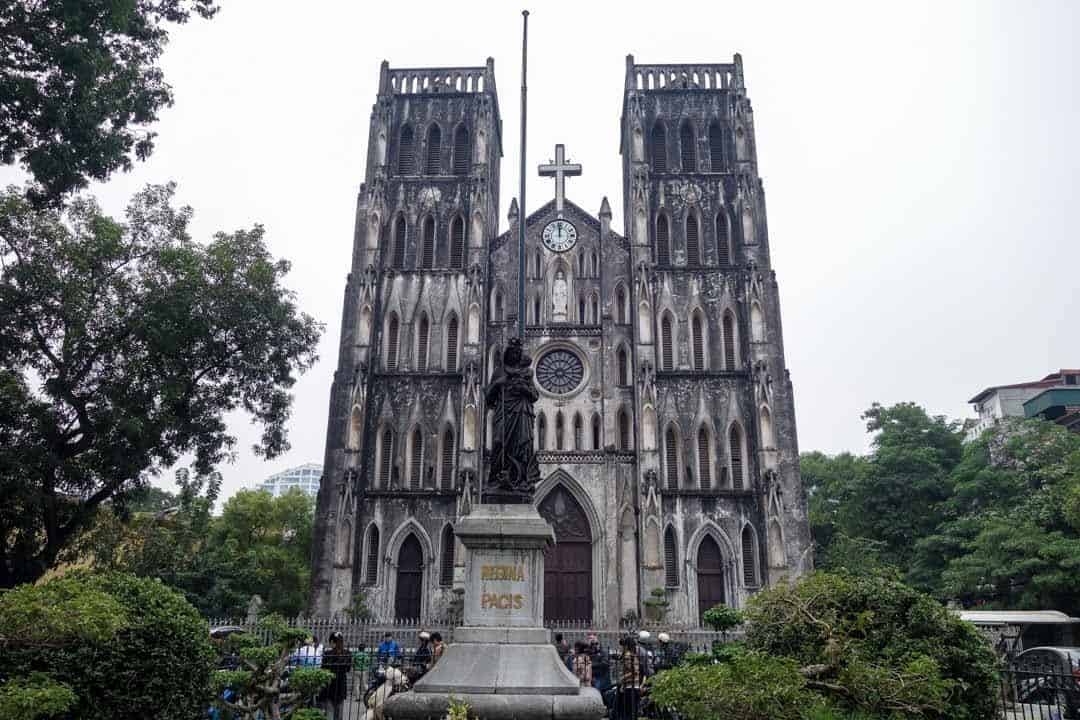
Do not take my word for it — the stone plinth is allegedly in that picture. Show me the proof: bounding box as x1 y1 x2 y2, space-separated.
384 504 606 720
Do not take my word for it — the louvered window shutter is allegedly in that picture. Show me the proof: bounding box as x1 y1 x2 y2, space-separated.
698 428 712 489
730 426 744 490
446 316 459 371
664 528 679 586
666 427 679 489
656 215 670 265
686 214 700 267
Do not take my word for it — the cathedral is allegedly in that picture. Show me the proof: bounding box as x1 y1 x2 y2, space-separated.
310 54 812 626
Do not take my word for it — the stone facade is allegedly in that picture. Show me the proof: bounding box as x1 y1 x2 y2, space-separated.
310 55 812 626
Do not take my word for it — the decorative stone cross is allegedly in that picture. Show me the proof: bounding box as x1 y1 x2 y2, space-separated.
538 143 581 216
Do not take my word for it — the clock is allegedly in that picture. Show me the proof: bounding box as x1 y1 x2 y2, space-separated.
542 219 578 253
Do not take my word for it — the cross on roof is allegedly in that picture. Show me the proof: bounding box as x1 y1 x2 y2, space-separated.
538 144 582 216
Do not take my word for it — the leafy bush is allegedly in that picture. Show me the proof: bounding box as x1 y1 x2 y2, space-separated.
745 572 998 720
0 673 77 720
701 604 744 633
650 651 823 720
212 614 332 719
0 572 215 720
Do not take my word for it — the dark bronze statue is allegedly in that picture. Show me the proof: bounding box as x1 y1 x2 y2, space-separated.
484 338 540 503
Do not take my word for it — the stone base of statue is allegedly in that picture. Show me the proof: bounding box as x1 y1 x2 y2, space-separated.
383 505 605 720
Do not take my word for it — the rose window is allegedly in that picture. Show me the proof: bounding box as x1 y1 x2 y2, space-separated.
535 349 585 395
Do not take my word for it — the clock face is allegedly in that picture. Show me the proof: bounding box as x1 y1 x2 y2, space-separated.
542 219 578 253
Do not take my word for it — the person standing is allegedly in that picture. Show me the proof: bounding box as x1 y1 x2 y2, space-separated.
376 632 400 664
615 636 641 720
320 632 351 720
411 631 432 682
430 632 446 666
571 641 593 687
636 630 654 679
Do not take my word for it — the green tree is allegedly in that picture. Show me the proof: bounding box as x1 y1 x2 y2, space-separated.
0 184 322 587
0 0 220 203
800 451 868 566
914 418 1080 612
744 572 998 720
0 572 215 720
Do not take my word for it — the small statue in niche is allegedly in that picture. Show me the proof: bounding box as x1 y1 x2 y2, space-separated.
552 270 569 321
484 338 540 503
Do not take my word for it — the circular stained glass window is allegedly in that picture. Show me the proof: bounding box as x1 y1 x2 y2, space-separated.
535 349 585 395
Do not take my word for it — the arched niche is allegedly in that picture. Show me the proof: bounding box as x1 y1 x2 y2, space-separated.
638 301 653 344
367 212 380 250
751 301 765 342
642 404 658 451
759 406 774 449
632 125 644 162
467 303 481 344
357 304 373 346
470 211 484 248
634 207 647 244
463 404 477 451
768 519 786 567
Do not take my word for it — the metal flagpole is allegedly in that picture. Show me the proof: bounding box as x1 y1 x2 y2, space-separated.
518 10 528 341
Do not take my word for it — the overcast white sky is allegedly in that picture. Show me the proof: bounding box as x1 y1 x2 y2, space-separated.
5 0 1078 502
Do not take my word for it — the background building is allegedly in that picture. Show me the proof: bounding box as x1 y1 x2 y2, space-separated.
310 55 812 625
259 463 323 498
967 369 1080 441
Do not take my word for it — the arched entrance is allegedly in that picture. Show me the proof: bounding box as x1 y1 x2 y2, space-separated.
394 534 423 620
539 486 593 622
697 535 726 622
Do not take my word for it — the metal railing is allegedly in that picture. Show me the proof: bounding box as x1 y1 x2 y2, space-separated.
998 660 1080 720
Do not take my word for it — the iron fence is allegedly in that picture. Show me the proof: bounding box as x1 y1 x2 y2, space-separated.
998 659 1080 720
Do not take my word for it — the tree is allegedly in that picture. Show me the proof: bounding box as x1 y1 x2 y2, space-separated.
914 418 1080 612
744 572 998 720
800 451 868 567
0 184 322 586
0 0 220 204
0 572 216 720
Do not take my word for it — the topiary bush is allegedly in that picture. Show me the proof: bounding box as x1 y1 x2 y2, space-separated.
744 571 998 720
650 650 824 720
0 572 215 720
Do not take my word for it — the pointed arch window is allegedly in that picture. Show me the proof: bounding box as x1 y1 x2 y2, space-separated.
651 123 668 173
440 525 456 586
493 290 504 322
450 216 465 269
618 408 631 451
385 315 400 370
392 215 407 268
573 413 584 450
716 212 731 268
425 124 442 174
397 124 415 174
536 412 547 450
723 311 737 370
364 525 380 585
615 285 627 324
697 426 712 489
679 121 696 172
534 250 542 279
661 313 674 371
730 424 744 490
591 413 601 450
421 216 435 269
617 345 629 386
378 427 394 488
591 251 599 278
555 412 566 451
742 525 757 586
533 295 541 326
691 311 705 371
578 294 586 325
686 214 700 267
665 425 679 489
409 427 424 489
440 426 455 489
656 214 671 265
416 315 429 371
446 315 459 371
664 526 679 587
708 121 725 171
452 125 470 175
590 293 599 324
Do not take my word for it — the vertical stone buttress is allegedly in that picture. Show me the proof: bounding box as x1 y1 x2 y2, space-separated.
311 61 501 617
620 56 811 622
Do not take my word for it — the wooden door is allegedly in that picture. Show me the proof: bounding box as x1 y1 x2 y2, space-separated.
697 536 726 622
395 534 423 620
539 486 593 623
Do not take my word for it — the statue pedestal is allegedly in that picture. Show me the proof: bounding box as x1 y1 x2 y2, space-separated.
384 505 605 719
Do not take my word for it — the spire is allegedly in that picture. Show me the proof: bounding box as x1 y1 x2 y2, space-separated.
599 196 612 218
599 196 611 237
508 197 519 223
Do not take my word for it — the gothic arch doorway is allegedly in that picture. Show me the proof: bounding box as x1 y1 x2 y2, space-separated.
696 535 726 622
539 485 593 622
395 534 423 620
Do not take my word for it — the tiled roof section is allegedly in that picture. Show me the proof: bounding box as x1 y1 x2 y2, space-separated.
968 369 1080 404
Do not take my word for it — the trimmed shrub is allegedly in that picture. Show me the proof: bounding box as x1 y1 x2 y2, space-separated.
0 572 215 720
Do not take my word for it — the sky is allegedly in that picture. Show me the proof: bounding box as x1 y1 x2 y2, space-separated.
4 0 1079 503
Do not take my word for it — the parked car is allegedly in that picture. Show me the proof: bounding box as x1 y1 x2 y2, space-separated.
1012 646 1080 718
